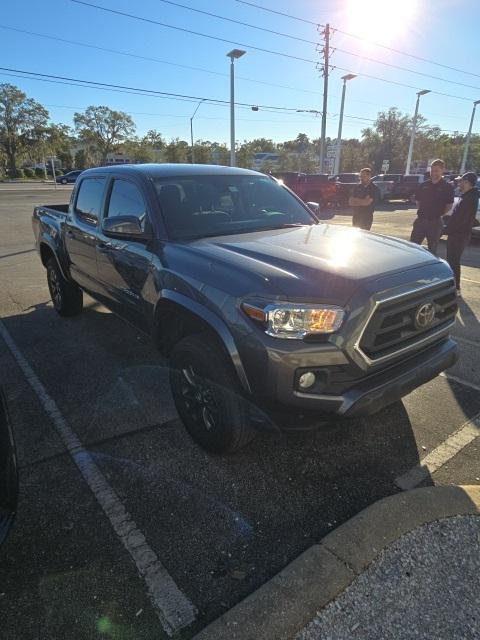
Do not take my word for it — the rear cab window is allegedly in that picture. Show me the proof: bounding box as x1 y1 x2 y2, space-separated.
74 177 107 225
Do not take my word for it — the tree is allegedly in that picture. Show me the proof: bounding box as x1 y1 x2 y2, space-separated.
74 105 135 163
74 149 92 170
164 138 189 163
0 83 49 174
236 138 276 168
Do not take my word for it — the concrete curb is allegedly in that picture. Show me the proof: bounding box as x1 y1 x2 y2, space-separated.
194 485 480 640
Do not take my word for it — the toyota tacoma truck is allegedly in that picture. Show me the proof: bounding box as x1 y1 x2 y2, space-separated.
32 164 458 453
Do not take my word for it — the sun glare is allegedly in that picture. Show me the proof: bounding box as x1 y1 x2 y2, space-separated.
345 0 418 45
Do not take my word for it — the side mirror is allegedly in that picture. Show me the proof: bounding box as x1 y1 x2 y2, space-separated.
102 215 151 240
307 202 335 221
0 390 18 546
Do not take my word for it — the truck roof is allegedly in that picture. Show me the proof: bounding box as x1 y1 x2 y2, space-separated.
80 163 262 178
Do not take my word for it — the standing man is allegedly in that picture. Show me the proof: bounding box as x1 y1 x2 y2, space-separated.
445 172 479 295
348 167 380 231
410 159 454 255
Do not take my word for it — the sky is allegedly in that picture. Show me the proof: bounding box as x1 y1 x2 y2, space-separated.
1 0 479 145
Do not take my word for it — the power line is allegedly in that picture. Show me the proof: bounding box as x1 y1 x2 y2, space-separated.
68 2 479 105
155 0 317 44
232 0 320 26
0 24 322 97
0 65 323 113
335 47 480 93
152 0 480 94
3 69 467 135
2 22 468 121
70 0 317 64
333 65 475 103
231 0 480 81
333 27 480 81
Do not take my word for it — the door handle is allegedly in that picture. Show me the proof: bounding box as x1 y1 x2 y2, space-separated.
97 241 112 250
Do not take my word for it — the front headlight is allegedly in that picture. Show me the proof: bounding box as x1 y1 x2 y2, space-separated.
242 302 345 339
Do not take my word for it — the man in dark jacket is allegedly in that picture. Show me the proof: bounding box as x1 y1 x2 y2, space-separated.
410 159 454 255
445 172 479 295
348 167 380 230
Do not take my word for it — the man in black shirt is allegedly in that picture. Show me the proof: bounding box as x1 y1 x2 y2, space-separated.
410 158 454 255
348 167 380 231
445 172 479 294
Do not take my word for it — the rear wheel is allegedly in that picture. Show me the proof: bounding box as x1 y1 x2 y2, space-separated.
169 333 256 453
46 258 83 317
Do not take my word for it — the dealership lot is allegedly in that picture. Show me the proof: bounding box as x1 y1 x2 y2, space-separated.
1 187 479 639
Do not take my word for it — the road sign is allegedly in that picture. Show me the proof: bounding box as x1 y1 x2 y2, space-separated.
381 159 390 172
326 143 336 157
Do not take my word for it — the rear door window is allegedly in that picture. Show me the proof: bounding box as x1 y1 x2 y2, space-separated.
75 177 106 225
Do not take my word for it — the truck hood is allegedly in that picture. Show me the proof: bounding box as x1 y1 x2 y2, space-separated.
168 224 440 304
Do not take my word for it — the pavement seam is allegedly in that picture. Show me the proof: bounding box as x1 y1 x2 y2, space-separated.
0 319 197 636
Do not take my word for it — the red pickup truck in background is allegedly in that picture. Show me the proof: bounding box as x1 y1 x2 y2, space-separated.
272 172 337 211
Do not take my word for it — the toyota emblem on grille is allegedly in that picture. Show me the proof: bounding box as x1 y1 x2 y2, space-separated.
415 302 436 329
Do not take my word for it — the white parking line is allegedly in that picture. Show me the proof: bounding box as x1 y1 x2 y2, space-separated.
395 414 480 491
0 320 196 636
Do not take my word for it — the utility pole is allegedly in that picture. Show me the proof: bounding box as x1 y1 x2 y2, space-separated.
319 23 330 173
460 100 480 174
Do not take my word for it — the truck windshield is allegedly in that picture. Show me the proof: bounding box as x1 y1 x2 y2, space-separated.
154 174 316 240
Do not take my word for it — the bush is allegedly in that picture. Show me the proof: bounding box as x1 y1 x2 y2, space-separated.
14 168 24 179
24 168 34 178
35 168 45 178
55 169 64 176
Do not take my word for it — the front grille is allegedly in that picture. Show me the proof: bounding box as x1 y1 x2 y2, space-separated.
359 280 457 362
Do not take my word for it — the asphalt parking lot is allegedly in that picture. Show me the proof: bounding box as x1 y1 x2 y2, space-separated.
1 185 479 639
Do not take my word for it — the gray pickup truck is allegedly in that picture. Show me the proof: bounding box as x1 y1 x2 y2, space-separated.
33 164 458 452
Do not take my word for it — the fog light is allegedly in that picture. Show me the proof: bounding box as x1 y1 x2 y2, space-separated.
298 372 316 389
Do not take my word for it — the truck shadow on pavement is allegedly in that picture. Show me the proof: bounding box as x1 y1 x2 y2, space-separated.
0 299 447 634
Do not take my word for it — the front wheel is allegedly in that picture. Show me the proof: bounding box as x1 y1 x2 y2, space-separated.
169 333 256 453
61 178 67 185
46 258 83 317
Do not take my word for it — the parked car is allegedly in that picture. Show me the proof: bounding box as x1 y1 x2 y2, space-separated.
33 164 458 453
371 175 396 201
56 170 83 185
271 172 337 212
392 174 426 201
0 389 18 546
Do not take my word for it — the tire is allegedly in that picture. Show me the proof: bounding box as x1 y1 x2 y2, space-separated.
46 258 83 317
169 333 256 453
61 179 67 185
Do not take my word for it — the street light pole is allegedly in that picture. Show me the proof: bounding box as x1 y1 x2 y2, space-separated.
460 99 480 174
334 74 356 176
405 89 430 175
190 99 205 164
227 49 246 167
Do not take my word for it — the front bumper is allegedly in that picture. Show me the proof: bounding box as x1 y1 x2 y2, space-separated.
252 338 458 421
